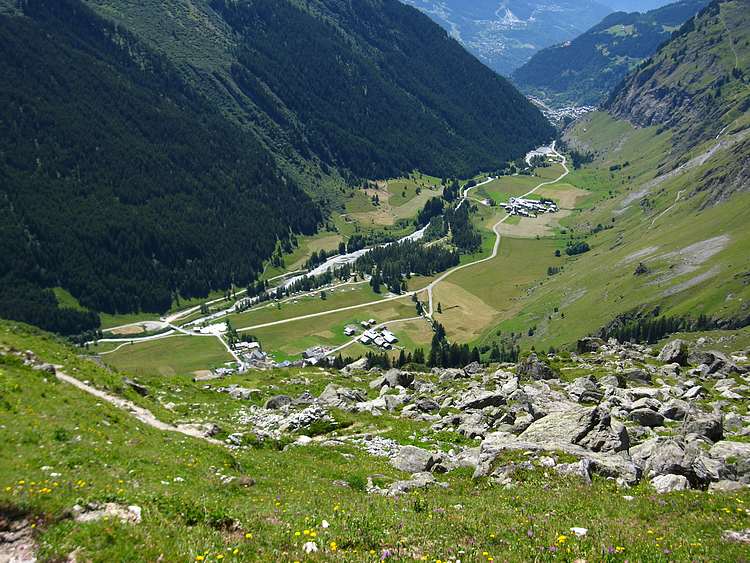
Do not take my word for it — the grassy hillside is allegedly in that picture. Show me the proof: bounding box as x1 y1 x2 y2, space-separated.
3 321 750 561
482 111 750 352
513 0 709 107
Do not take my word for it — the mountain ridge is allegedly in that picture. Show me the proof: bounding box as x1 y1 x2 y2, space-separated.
513 0 710 107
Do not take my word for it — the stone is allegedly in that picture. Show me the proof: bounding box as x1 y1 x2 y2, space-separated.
651 474 690 494
621 369 652 385
123 378 149 397
265 395 292 409
317 384 366 409
519 406 629 453
370 369 414 390
517 353 555 381
682 385 707 400
457 390 506 411
390 446 439 474
686 416 723 442
72 502 142 524
710 441 750 483
415 398 441 413
660 399 690 421
342 357 368 374
577 337 605 354
629 408 665 428
630 397 661 412
385 472 448 496
463 362 484 376
657 340 689 366
567 377 603 403
710 480 746 493
722 529 750 544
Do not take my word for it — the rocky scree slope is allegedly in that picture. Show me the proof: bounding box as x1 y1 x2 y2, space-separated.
171 337 750 496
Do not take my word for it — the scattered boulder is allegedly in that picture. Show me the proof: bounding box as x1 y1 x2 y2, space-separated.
722 529 750 544
342 357 368 374
383 472 448 497
660 399 690 421
123 378 149 397
629 408 665 428
657 340 689 366
390 446 441 474
415 398 440 413
651 474 690 494
519 406 629 453
71 503 142 524
567 377 603 403
370 369 414 390
457 390 505 411
710 441 750 483
577 337 605 354
686 415 723 442
317 384 366 409
517 353 555 381
265 395 292 410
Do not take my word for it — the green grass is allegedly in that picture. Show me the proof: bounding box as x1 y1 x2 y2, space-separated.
98 335 233 377
1 321 749 561
493 111 750 351
226 284 381 330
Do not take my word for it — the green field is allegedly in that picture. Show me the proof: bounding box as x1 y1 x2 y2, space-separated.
492 112 750 350
250 298 417 360
100 335 233 377
227 283 381 330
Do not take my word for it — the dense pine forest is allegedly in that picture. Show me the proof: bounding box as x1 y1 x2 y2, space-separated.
0 0 320 332
213 0 554 179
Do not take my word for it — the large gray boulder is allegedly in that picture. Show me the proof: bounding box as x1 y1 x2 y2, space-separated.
390 446 441 474
686 415 723 442
710 441 750 484
690 350 745 376
629 408 665 428
657 340 689 366
318 384 367 409
567 377 603 403
370 369 414 390
519 406 629 453
517 353 555 381
457 390 506 411
265 395 292 409
660 399 690 421
651 474 690 494
577 337 605 354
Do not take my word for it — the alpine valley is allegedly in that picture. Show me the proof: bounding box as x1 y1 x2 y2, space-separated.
1 0 749 561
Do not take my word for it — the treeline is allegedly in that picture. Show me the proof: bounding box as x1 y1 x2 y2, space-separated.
428 323 481 368
354 241 459 295
599 313 726 344
0 0 320 333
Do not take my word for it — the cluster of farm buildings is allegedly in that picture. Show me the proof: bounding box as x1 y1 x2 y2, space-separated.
502 197 558 217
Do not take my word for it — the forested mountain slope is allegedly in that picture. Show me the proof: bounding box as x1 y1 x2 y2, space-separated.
80 0 553 184
0 0 320 333
606 0 750 150
513 0 709 107
0 0 552 334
